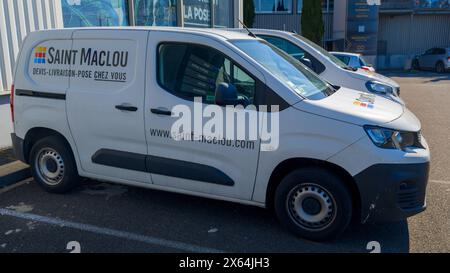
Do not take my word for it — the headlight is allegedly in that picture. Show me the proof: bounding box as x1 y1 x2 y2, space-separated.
364 126 423 150
365 81 394 95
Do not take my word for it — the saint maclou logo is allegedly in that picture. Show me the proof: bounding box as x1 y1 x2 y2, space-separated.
34 47 47 64
35 46 129 68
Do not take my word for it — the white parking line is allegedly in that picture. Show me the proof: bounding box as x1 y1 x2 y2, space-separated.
430 179 450 185
0 208 225 253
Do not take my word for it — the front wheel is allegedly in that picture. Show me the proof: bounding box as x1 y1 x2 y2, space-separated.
412 59 420 70
436 62 445 73
29 136 80 193
274 168 353 241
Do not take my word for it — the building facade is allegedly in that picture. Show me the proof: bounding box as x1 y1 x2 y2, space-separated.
0 0 243 94
253 0 450 69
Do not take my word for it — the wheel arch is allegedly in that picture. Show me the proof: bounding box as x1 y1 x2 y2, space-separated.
23 127 75 164
265 158 361 219
436 60 445 70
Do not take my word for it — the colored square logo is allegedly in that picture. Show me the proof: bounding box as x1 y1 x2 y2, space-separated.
34 46 47 64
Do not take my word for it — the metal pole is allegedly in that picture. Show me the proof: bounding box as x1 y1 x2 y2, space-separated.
210 0 215 28
177 0 184 27
128 0 135 26
409 12 414 58
234 0 243 28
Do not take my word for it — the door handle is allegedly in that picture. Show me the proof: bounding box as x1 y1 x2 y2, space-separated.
151 108 173 116
115 104 138 112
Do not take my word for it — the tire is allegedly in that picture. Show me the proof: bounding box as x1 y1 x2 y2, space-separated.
29 135 80 193
436 62 445 73
274 167 352 241
412 59 420 70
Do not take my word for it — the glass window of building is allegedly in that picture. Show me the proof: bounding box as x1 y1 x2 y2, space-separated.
415 0 450 9
254 0 292 13
183 0 211 28
323 0 334 12
297 0 334 13
62 0 130 27
62 0 236 28
134 0 177 26
214 0 233 28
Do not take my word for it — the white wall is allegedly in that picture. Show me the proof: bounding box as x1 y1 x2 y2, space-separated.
0 95 12 149
0 0 63 148
0 0 64 94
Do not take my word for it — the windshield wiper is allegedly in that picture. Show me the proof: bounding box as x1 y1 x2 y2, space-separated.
343 66 358 72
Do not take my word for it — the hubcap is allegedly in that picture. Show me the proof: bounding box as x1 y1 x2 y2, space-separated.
287 184 337 231
35 148 65 186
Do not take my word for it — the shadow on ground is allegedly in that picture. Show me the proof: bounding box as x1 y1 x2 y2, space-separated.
0 179 410 253
380 70 450 83
0 149 16 165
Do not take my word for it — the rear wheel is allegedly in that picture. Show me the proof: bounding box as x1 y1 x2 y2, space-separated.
274 167 353 241
412 59 420 70
29 136 80 193
436 62 445 73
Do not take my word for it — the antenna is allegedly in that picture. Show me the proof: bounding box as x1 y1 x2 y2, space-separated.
292 29 297 34
238 19 257 38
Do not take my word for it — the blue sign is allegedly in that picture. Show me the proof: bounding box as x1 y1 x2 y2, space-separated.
346 0 380 56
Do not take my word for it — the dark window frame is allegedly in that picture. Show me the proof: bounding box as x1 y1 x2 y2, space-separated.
156 41 262 106
155 41 289 111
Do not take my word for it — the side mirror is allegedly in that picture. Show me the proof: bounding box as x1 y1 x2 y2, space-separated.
300 58 313 69
215 83 238 106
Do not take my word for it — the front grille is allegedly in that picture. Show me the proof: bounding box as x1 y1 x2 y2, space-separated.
397 182 424 210
396 87 400 96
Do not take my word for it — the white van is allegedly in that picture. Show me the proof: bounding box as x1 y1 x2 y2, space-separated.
11 27 429 241
231 29 403 104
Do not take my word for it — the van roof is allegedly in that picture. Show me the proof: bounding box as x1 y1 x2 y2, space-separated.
33 27 257 41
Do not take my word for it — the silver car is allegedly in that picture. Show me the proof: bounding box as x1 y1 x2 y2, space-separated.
413 47 450 73
330 52 376 72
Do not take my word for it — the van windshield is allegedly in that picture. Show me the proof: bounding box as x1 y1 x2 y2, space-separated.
231 39 334 100
292 34 354 71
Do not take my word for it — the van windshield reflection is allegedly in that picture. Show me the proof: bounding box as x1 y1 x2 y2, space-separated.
231 39 335 100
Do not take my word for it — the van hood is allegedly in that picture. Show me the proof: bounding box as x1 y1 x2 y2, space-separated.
294 87 404 126
350 69 399 88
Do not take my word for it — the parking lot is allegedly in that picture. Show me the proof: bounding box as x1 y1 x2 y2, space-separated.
0 71 449 253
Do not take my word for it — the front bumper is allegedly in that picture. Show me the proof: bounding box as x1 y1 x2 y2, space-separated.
354 162 429 223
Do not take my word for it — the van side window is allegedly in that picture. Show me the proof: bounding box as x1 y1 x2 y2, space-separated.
158 43 256 105
258 35 326 74
435 48 445 55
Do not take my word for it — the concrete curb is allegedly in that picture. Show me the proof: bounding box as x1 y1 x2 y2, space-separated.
0 161 31 188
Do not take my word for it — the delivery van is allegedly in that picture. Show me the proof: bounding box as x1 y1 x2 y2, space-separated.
11 27 429 241
231 29 403 105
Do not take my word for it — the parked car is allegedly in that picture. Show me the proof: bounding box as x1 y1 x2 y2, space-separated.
11 27 429 241
330 52 376 72
231 29 403 104
412 47 450 73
